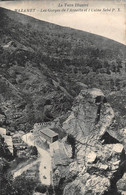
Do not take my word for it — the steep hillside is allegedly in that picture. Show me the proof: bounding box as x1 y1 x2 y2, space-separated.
0 7 126 132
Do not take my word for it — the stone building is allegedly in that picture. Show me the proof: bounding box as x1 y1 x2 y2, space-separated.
40 128 58 143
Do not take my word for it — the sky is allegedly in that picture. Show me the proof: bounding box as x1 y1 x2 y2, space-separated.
0 0 125 45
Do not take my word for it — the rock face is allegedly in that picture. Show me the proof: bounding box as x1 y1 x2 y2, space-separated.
117 173 126 195
118 128 126 151
63 88 114 140
53 88 125 195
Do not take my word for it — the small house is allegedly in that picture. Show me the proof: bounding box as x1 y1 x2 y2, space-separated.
0 127 6 136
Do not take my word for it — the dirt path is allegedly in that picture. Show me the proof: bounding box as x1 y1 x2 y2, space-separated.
22 133 51 186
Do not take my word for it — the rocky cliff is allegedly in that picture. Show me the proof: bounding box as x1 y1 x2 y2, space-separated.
53 88 126 195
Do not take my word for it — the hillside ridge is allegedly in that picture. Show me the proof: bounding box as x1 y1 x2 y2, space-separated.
0 6 126 133
0 7 125 49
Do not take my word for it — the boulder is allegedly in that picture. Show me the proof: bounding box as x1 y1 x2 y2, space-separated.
86 151 97 164
117 173 126 194
112 143 124 154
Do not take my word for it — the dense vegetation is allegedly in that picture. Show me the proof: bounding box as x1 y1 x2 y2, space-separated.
0 7 126 133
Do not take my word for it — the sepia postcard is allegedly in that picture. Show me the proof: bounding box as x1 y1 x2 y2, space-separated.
0 0 126 195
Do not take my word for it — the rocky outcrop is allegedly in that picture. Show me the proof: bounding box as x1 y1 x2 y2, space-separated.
53 88 125 195
117 173 126 195
116 128 126 151
63 88 114 141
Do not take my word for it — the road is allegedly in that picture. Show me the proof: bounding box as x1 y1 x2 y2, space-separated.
22 133 52 186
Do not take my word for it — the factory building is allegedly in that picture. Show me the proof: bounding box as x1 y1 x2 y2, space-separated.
40 128 58 143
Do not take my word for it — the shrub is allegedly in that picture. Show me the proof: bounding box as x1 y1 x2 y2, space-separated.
30 146 38 156
35 184 47 193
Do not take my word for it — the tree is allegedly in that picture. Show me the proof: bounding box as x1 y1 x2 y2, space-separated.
67 134 76 158
48 185 54 195
35 184 47 193
12 177 37 195
30 146 38 156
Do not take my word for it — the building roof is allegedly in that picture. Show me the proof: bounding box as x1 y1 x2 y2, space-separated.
3 135 13 153
0 127 6 135
40 128 58 138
